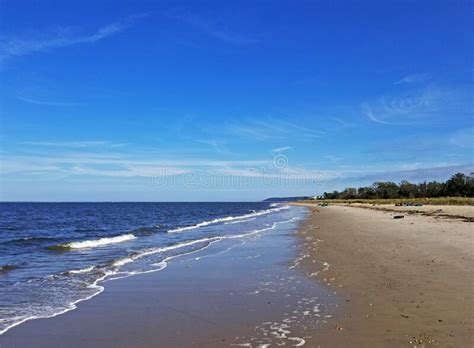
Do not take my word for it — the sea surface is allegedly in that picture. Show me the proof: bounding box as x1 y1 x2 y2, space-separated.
0 202 304 335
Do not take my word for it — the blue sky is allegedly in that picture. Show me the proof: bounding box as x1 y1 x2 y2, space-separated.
0 0 473 201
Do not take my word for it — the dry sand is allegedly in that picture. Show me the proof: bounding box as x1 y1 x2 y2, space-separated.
344 203 474 221
293 203 473 347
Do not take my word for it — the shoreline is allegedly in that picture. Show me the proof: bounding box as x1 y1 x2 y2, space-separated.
2 203 472 347
0 206 336 347
293 203 474 347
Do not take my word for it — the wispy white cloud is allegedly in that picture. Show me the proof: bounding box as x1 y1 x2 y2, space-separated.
194 139 232 155
16 96 80 107
362 104 393 125
195 139 219 147
0 150 271 176
68 164 188 178
166 9 257 45
449 127 473 148
0 14 147 62
394 73 429 85
2 143 325 182
363 85 472 125
325 155 343 163
1 147 472 198
20 140 126 148
272 146 293 153
229 118 325 141
347 164 474 183
332 117 356 129
366 128 474 161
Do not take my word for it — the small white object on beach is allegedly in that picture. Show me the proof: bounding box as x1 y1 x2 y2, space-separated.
288 337 306 346
322 261 330 271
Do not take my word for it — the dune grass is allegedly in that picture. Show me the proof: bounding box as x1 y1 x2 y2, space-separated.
299 197 474 206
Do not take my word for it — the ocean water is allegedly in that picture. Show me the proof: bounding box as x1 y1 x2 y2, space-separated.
0 202 305 335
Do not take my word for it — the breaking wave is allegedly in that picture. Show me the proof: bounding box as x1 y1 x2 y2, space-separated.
167 205 289 233
48 234 136 251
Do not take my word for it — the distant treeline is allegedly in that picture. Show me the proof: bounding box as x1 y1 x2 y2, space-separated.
320 173 474 200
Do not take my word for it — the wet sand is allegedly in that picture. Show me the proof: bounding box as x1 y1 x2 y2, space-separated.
0 211 336 347
294 203 474 347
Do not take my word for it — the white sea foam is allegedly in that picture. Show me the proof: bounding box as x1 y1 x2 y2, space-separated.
224 217 256 225
1 208 299 337
68 266 95 274
0 269 111 336
112 237 221 267
114 219 294 268
167 206 290 233
63 234 136 249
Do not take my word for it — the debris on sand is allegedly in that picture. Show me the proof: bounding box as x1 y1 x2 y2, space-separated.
395 202 423 207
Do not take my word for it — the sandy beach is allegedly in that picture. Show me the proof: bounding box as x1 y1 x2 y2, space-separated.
338 203 474 221
1 203 473 347
293 203 474 347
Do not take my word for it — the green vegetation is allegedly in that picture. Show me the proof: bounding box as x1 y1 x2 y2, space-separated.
315 173 474 203
301 197 474 206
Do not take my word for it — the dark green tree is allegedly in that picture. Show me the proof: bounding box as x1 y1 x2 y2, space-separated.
398 180 418 198
340 187 357 199
373 182 399 199
320 172 473 199
445 173 468 196
467 173 474 197
426 181 445 197
357 186 377 199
